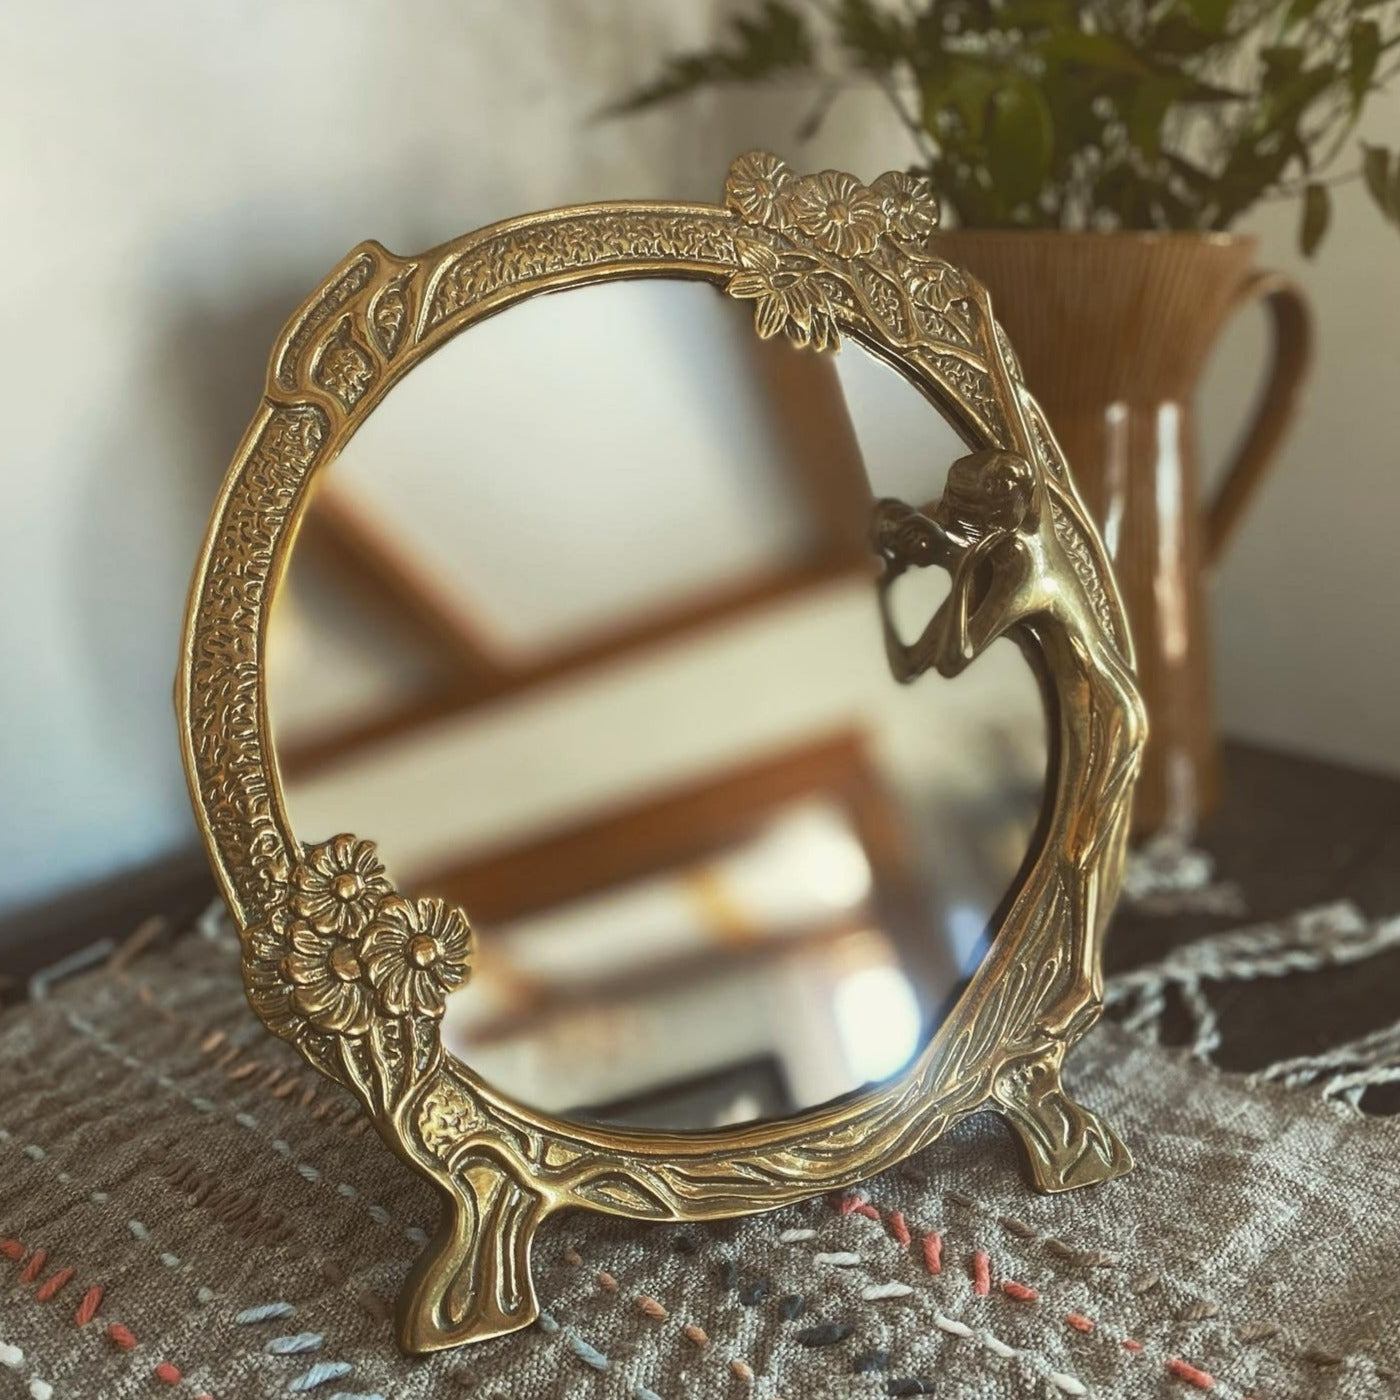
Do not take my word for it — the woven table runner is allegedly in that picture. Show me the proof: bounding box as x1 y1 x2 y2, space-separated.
1 905 1397 1399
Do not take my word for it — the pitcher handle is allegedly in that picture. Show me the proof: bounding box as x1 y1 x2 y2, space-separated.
1205 270 1312 570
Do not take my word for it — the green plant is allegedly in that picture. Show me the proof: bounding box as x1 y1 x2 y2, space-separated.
611 0 1400 252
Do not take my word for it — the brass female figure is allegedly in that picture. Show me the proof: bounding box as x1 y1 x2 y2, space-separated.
873 450 1147 1153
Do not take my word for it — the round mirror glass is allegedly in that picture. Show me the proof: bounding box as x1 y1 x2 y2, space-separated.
268 278 1045 1131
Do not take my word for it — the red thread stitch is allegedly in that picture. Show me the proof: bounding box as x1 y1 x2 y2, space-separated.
0 1238 23 1261
921 1231 943 1274
1066 1313 1095 1333
834 1192 871 1216
1167 1358 1215 1389
19 1248 48 1284
35 1267 75 1301
887 1211 911 1248
75 1286 104 1326
971 1250 990 1295
1123 1339 1144 1353
107 1322 138 1351
1001 1280 1038 1302
155 1361 182 1385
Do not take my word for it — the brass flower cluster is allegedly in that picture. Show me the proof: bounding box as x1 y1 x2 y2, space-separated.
264 835 473 1036
722 151 959 352
725 151 939 254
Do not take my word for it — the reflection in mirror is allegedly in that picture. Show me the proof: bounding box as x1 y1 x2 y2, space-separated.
268 279 1045 1130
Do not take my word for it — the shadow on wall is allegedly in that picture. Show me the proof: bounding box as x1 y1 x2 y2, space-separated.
52 262 319 943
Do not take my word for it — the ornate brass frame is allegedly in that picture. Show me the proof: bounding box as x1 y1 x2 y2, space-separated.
177 152 1146 1355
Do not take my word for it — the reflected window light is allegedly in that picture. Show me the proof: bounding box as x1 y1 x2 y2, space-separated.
728 804 873 917
833 963 923 1083
946 901 991 977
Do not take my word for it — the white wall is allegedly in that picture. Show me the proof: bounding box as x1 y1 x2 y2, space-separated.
2 1 1396 925
1196 89 1400 774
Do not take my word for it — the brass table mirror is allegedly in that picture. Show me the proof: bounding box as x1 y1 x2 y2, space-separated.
178 152 1146 1355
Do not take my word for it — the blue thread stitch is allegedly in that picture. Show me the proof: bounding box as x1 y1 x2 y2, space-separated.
287 1361 354 1391
236 1302 296 1324
267 1333 324 1355
569 1336 611 1372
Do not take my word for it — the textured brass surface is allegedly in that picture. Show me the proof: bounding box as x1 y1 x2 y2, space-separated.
177 152 1146 1354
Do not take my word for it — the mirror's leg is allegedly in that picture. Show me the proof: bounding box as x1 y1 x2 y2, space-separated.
396 1157 545 1353
992 1048 1132 1193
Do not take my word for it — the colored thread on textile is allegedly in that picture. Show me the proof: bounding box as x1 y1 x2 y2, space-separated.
19 1250 47 1284
971 1250 990 1295
107 1323 138 1351
682 1324 709 1347
35 1267 74 1301
357 1290 390 1324
1167 1358 1215 1389
1066 1313 1095 1333
155 1361 182 1385
730 1359 754 1382
236 1302 295 1324
1123 1339 1144 1353
887 1211 911 1247
288 1361 354 1392
796 1322 854 1347
75 1286 104 1325
267 1333 323 1355
636 1295 668 1321
568 1335 610 1372
1001 1280 1038 1302
933 1312 974 1338
0 1239 23 1261
921 1231 942 1274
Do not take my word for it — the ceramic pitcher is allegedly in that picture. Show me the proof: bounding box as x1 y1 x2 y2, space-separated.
935 230 1312 836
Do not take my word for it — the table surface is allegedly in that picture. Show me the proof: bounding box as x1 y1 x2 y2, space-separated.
1108 739 1400 1095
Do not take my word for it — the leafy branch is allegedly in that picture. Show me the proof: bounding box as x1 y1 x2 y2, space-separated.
609 0 1400 255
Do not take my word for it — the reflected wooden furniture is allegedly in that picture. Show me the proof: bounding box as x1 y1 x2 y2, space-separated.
426 728 938 1048
419 728 919 928
287 339 874 776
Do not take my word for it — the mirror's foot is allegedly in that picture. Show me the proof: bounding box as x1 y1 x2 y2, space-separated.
396 1158 545 1353
993 1050 1132 1193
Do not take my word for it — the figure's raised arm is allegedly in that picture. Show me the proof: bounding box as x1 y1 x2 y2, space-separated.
870 498 958 683
869 449 1049 684
912 531 1028 678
